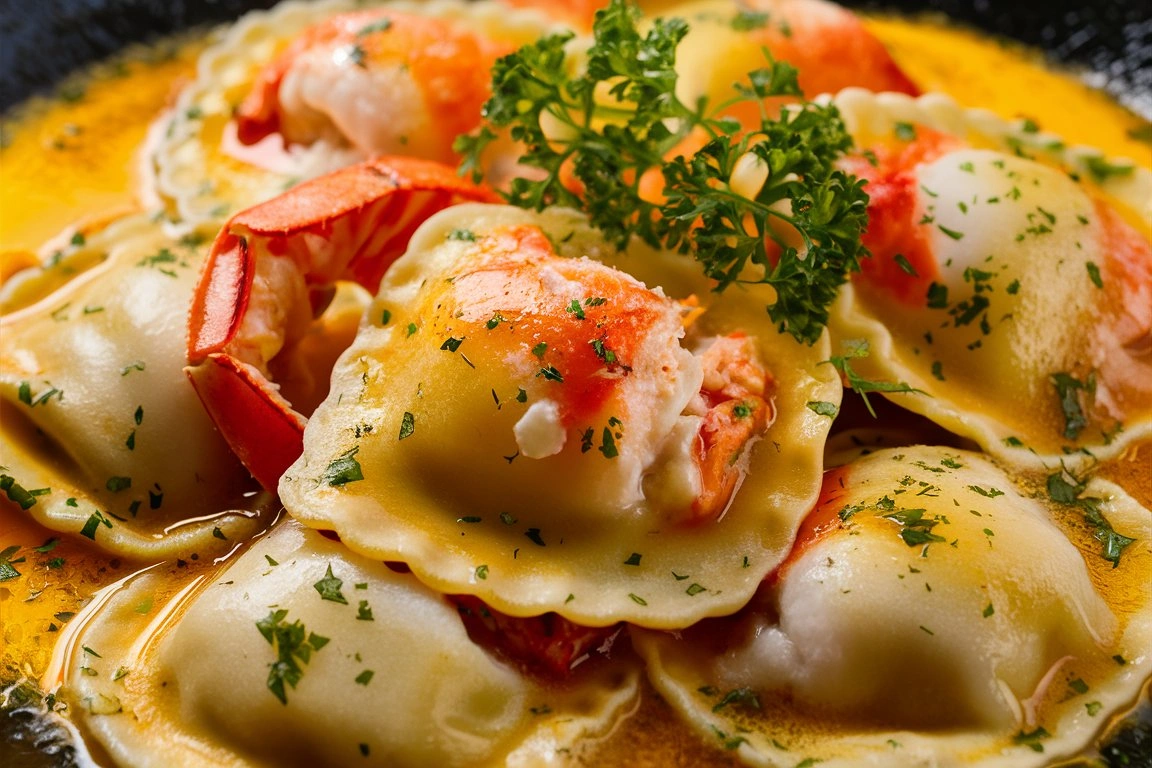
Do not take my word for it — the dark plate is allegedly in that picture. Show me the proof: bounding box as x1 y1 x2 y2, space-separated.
0 0 1150 114
0 1 1149 767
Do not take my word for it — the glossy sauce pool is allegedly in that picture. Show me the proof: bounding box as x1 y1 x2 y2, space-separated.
1 11 1150 767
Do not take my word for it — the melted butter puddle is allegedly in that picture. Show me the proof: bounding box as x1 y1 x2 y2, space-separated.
41 562 168 692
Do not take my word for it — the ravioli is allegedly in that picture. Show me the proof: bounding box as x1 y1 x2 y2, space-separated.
668 0 917 123
826 89 1152 468
0 214 275 558
633 445 1152 766
279 204 840 628
149 0 554 226
56 518 640 767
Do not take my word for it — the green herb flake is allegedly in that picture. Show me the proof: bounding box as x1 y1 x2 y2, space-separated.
1 474 38 510
537 365 564 383
356 600 374 621
823 340 926 418
1050 371 1093 440
440 337 463 352
565 299 586 320
806 400 838 417
313 563 348 604
623 552 642 566
456 0 869 346
686 583 706 596
1013 726 1050 753
255 609 327 705
475 564 489 580
80 511 113 540
323 447 364 486
398 411 416 440
711 686 761 713
893 253 918 276
599 427 619 458
1084 156 1134 184
357 18 393 37
968 485 1004 498
355 669 375 686
448 228 476 241
1085 261 1103 289
628 593 648 606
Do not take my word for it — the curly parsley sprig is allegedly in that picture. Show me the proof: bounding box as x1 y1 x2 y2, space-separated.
456 0 869 344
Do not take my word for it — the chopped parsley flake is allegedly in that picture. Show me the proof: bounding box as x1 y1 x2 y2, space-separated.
537 365 564 383
1 475 38 510
323 447 364 486
1050 371 1094 440
398 411 416 440
256 609 327 705
806 400 838 417
1013 726 1050 753
1046 469 1134 567
456 0 869 345
823 339 925 417
1085 261 1103 289
313 563 348 604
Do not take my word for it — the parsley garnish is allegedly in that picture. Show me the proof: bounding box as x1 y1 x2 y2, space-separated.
357 18 393 37
256 609 327 704
1050 371 1094 440
712 686 761 713
1 474 38 510
882 507 946 548
323 447 364 486
457 0 868 344
398 411 416 440
313 563 348 604
80 511 112 540
1085 261 1103 289
806 400 838 417
537 365 564 383
1047 469 1135 567
1084 156 1134 184
822 339 925 417
1013 726 1050 753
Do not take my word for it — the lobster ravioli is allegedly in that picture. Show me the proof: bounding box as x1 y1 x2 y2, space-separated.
827 89 1152 468
149 0 554 226
55 519 640 767
669 0 917 123
279 204 840 628
633 446 1152 766
0 214 274 557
